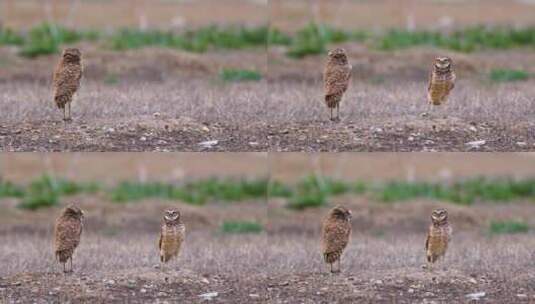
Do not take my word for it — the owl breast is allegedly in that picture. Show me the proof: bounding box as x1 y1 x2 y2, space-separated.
160 224 185 262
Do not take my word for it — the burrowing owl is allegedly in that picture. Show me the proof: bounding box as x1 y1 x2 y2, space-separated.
54 204 84 273
158 209 186 271
53 48 83 122
425 208 452 270
321 205 352 273
427 56 455 107
323 48 352 121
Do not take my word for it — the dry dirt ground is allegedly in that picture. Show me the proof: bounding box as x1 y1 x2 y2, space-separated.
0 197 268 303
267 47 535 152
265 198 535 303
0 47 268 152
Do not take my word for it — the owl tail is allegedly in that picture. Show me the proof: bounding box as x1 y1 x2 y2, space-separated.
56 250 70 263
324 251 340 264
325 94 340 108
54 94 69 109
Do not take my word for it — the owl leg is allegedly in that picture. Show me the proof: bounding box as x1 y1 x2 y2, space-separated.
329 262 333 273
336 103 340 121
330 108 333 121
69 256 73 273
337 259 341 273
66 102 72 122
63 262 66 273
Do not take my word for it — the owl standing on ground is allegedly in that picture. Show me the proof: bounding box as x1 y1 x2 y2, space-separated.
53 48 83 122
158 209 186 271
54 204 84 273
321 205 352 273
425 208 452 271
427 56 455 111
323 48 352 121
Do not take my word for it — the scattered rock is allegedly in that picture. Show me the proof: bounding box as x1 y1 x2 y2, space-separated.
198 292 218 300
199 140 218 148
140 136 147 141
516 294 527 299
465 140 486 148
201 126 210 132
516 142 527 147
408 288 414 294
140 288 147 294
153 112 161 118
465 291 486 300
249 294 260 298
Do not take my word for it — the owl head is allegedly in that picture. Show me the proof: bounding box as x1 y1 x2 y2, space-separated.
328 48 348 64
434 56 452 72
431 208 448 225
163 209 181 223
62 48 82 63
63 204 84 220
330 205 352 222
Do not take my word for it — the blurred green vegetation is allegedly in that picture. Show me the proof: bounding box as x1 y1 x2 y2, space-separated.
272 23 535 57
220 220 263 234
109 178 267 205
0 175 267 210
489 220 529 234
219 68 262 82
16 175 99 210
269 175 535 210
107 25 268 52
490 69 530 82
2 175 534 210
0 23 267 57
2 23 534 58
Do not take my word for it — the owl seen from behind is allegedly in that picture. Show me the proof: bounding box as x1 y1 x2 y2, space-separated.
323 48 352 121
53 48 83 122
54 204 84 273
321 205 352 273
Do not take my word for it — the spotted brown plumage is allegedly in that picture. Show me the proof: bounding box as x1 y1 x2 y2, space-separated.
53 48 83 122
54 204 84 273
158 209 186 271
425 208 452 270
427 56 455 106
321 205 352 273
323 48 352 121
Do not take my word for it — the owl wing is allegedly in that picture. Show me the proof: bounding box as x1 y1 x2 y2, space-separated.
447 72 456 93
158 226 163 250
321 220 351 254
53 64 82 97
54 217 82 252
324 65 351 97
427 70 433 92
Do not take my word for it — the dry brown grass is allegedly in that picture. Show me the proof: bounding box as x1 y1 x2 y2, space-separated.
0 232 267 278
0 79 268 125
266 233 535 278
268 80 535 126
